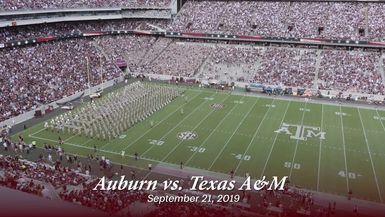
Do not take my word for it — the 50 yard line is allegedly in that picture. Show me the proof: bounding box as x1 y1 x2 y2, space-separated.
260 101 291 179
316 104 324 191
357 108 383 202
288 102 308 179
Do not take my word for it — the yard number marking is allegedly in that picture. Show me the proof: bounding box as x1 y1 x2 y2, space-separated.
148 139 164 146
284 162 301 170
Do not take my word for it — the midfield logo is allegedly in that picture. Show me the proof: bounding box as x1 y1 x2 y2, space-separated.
274 123 326 141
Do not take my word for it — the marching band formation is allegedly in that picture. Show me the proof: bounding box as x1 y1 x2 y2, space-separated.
45 82 183 140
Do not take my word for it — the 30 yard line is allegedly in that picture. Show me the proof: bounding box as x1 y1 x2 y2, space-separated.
317 104 324 191
357 108 383 202
120 90 203 151
234 99 276 173
339 105 350 192
159 94 232 162
288 102 308 178
184 96 245 165
260 101 291 179
208 98 260 170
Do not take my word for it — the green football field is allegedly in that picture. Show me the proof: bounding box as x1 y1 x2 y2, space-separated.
13 86 385 203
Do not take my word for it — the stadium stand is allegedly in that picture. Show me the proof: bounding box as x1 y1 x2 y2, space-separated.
168 1 385 40
0 0 172 11
0 39 121 122
2 34 385 122
318 50 384 94
0 20 170 43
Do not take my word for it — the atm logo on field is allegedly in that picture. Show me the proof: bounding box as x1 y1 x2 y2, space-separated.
274 123 326 141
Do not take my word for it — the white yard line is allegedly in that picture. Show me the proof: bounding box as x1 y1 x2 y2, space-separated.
81 139 93 146
234 99 276 173
63 134 77 143
375 109 385 130
29 127 46 137
357 108 383 202
140 92 218 156
289 102 308 178
159 94 232 162
184 96 245 165
259 101 291 179
120 90 203 151
30 127 87 145
317 104 324 191
208 98 260 170
339 105 350 192
29 134 164 164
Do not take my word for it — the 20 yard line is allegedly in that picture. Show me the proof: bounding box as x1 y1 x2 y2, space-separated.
260 101 291 179
357 108 383 202
339 105 350 192
160 94 232 162
289 102 308 179
234 99 276 173
208 98 260 170
317 104 324 191
184 96 245 165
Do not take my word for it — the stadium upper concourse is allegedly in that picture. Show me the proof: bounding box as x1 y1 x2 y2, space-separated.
1 0 385 217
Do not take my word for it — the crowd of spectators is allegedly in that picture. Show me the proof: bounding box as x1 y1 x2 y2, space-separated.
368 4 385 40
95 35 157 70
145 200 234 217
197 45 263 82
0 19 170 43
0 154 87 188
2 32 385 123
318 50 384 94
169 1 385 41
59 179 149 214
0 0 171 11
2 1 385 41
254 47 318 88
138 42 212 77
0 39 121 122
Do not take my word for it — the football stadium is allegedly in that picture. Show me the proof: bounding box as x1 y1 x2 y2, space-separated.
1 0 385 217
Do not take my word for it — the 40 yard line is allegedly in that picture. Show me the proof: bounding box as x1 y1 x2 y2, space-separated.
208 97 260 170
339 105 350 192
184 96 245 165
159 94 232 162
234 99 276 173
357 108 383 202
